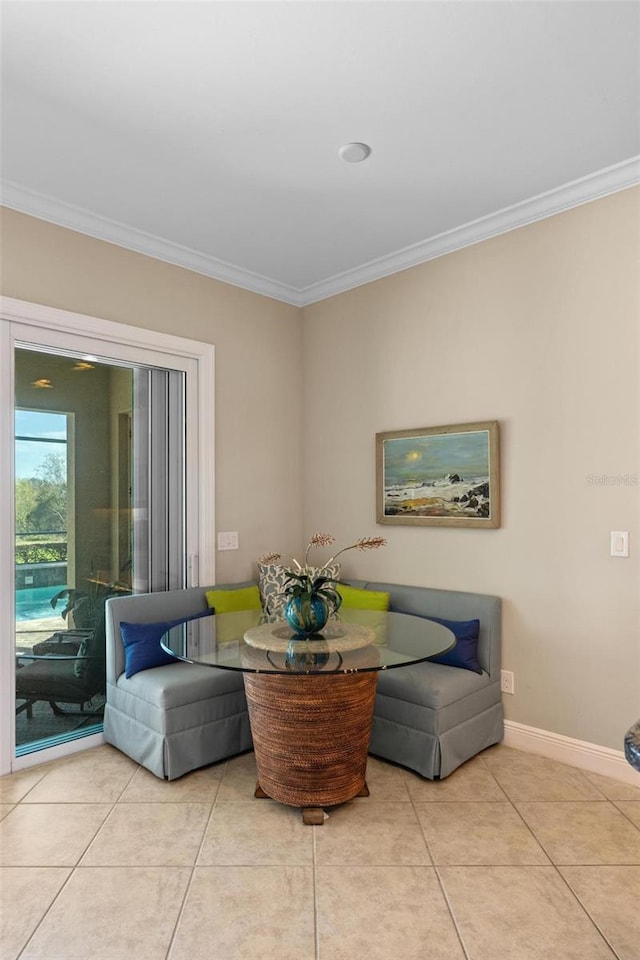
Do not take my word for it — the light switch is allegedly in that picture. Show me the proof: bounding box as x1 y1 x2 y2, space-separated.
610 531 629 558
218 531 239 551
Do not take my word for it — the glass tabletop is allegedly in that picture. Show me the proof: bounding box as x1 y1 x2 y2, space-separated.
160 608 455 675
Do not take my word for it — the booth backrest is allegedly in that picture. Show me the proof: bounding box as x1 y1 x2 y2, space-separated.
105 581 255 684
348 580 502 678
105 579 501 682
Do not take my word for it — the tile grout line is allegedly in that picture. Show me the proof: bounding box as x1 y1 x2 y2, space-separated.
75 789 128 865
509 796 640 867
16 863 76 960
409 790 472 960
433 865 472 960
467 761 632 959
312 821 320 960
164 764 224 960
420 756 507 960
112 759 141 802
476 752 511 801
552 866 623 960
612 801 640 831
2 745 638 959
490 776 621 955
14 780 118 960
507 792 554 865
164 861 199 960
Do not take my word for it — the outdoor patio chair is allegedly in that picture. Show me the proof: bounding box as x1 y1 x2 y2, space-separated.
16 615 106 718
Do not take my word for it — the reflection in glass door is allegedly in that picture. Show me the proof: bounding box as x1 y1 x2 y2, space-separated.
14 348 184 757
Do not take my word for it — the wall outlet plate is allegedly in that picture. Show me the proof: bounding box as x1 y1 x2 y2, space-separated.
500 670 515 695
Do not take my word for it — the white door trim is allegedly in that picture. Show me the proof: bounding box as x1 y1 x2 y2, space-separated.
0 295 215 775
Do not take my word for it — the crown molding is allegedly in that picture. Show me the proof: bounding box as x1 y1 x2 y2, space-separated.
0 181 301 306
3 155 639 309
298 156 640 305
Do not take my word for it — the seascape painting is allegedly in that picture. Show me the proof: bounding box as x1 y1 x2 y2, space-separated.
376 421 500 528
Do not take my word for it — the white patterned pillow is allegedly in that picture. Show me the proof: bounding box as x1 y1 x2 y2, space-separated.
257 562 340 622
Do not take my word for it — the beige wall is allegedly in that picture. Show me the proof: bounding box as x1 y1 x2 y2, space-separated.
301 188 640 752
1 208 304 584
3 191 638 752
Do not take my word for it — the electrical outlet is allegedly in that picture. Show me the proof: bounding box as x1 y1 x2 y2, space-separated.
610 531 629 557
500 669 515 695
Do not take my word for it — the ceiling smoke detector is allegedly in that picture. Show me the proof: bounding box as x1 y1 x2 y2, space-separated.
339 142 371 163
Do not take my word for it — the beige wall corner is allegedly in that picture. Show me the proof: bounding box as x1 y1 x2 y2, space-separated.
301 187 640 753
3 191 638 754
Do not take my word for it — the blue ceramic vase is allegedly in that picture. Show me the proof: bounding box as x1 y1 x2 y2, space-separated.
284 594 330 636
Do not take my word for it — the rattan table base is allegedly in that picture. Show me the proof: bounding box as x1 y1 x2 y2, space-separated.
243 670 378 823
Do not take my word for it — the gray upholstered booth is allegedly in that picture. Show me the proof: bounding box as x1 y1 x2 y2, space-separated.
357 580 503 779
104 580 502 782
104 583 254 780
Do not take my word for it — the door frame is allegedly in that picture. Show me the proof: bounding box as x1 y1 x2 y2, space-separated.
0 296 215 775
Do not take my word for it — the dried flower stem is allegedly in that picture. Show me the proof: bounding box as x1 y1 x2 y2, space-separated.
260 534 386 582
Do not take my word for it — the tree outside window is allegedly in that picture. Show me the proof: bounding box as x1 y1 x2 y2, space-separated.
15 411 68 566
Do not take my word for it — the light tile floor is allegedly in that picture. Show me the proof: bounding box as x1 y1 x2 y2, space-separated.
0 743 638 960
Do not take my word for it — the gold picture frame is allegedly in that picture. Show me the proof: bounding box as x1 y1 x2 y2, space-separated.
376 421 500 528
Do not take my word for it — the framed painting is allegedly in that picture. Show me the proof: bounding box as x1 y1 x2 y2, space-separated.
376 421 500 528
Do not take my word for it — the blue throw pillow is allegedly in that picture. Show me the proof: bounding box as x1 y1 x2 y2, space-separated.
426 616 483 674
120 620 180 678
395 610 483 674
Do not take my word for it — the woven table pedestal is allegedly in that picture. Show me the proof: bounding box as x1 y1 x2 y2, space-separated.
243 670 378 824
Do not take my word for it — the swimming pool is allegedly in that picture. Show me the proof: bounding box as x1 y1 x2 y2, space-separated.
15 584 65 622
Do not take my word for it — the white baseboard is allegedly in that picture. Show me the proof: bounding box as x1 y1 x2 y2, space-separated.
503 720 639 787
7 723 639 786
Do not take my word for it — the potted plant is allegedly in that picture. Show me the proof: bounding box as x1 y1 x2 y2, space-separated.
260 533 386 635
50 575 130 629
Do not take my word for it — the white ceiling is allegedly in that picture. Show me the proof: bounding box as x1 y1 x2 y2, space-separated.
1 1 639 306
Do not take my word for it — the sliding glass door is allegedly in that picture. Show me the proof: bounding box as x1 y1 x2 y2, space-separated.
14 349 187 756
1 297 215 774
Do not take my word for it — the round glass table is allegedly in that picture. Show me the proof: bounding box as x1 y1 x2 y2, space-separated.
161 608 454 823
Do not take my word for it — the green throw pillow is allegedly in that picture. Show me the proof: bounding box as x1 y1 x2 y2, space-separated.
336 585 389 645
205 584 262 613
205 585 262 646
337 584 390 611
